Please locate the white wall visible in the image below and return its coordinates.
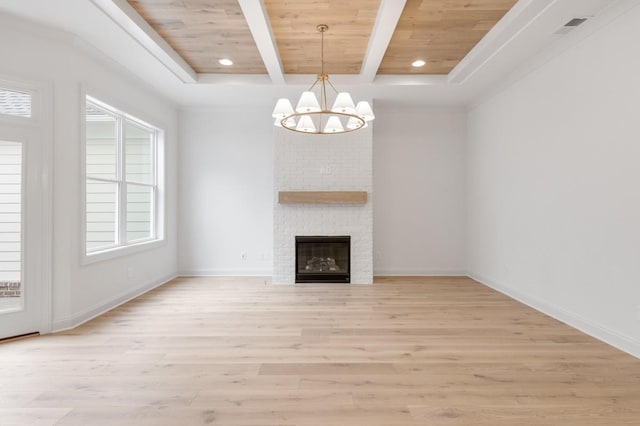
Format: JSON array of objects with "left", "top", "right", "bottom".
[
  {"left": 373, "top": 105, "right": 467, "bottom": 275},
  {"left": 0, "top": 15, "right": 178, "bottom": 330},
  {"left": 467, "top": 5, "right": 640, "bottom": 356},
  {"left": 178, "top": 107, "right": 274, "bottom": 276},
  {"left": 179, "top": 105, "right": 467, "bottom": 278}
]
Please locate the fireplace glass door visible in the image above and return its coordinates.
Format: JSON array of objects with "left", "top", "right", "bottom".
[{"left": 295, "top": 236, "right": 350, "bottom": 283}]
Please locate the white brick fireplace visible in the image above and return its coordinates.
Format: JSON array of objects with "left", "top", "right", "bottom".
[{"left": 273, "top": 126, "right": 373, "bottom": 284}]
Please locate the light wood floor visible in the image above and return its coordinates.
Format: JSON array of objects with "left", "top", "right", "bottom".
[{"left": 1, "top": 276, "right": 639, "bottom": 425}]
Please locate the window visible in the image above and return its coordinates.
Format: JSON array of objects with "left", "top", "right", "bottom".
[
  {"left": 0, "top": 87, "right": 32, "bottom": 118},
  {"left": 85, "top": 96, "right": 162, "bottom": 256}
]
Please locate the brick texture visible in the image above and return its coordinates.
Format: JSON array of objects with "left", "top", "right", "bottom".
[
  {"left": 0, "top": 281, "right": 21, "bottom": 297},
  {"left": 273, "top": 127, "right": 373, "bottom": 284}
]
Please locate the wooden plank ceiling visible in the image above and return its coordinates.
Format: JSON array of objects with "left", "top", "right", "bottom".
[
  {"left": 127, "top": 0, "right": 266, "bottom": 74},
  {"left": 263, "top": 0, "right": 380, "bottom": 75},
  {"left": 378, "top": 0, "right": 519, "bottom": 74},
  {"left": 127, "top": 0, "right": 518, "bottom": 76}
]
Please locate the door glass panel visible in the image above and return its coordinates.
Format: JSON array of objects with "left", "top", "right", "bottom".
[
  {"left": 0, "top": 141, "right": 22, "bottom": 313},
  {"left": 126, "top": 184, "right": 152, "bottom": 242},
  {"left": 86, "top": 180, "right": 118, "bottom": 251},
  {"left": 0, "top": 88, "right": 32, "bottom": 118}
]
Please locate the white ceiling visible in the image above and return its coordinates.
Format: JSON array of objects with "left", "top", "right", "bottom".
[{"left": 0, "top": 0, "right": 632, "bottom": 108}]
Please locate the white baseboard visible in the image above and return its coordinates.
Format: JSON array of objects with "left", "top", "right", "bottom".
[
  {"left": 269, "top": 281, "right": 373, "bottom": 285},
  {"left": 178, "top": 268, "right": 272, "bottom": 277},
  {"left": 374, "top": 268, "right": 467, "bottom": 276},
  {"left": 51, "top": 273, "right": 177, "bottom": 332},
  {"left": 181, "top": 268, "right": 467, "bottom": 277},
  {"left": 469, "top": 272, "right": 640, "bottom": 360}
]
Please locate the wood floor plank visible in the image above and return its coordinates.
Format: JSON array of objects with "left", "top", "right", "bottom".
[
  {"left": 0, "top": 276, "right": 639, "bottom": 425},
  {"left": 408, "top": 404, "right": 640, "bottom": 425},
  {"left": 189, "top": 389, "right": 355, "bottom": 410},
  {"left": 258, "top": 362, "right": 397, "bottom": 375},
  {"left": 0, "top": 408, "right": 72, "bottom": 426}
]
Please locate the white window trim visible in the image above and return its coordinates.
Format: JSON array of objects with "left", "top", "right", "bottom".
[{"left": 81, "top": 93, "right": 166, "bottom": 265}]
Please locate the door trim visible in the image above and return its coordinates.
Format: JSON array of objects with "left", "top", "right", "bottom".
[
  {"left": 0, "top": 74, "right": 53, "bottom": 335},
  {"left": 39, "top": 80, "right": 53, "bottom": 335}
]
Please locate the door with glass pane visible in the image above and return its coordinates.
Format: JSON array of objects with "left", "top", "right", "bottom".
[{"left": 0, "top": 124, "right": 43, "bottom": 339}]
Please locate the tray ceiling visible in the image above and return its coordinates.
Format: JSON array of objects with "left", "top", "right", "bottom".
[
  {"left": 378, "top": 0, "right": 519, "bottom": 74},
  {"left": 126, "top": 0, "right": 518, "bottom": 77},
  {"left": 128, "top": 0, "right": 266, "bottom": 74}
]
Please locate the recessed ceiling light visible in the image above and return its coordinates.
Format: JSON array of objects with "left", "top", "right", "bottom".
[
  {"left": 219, "top": 58, "right": 233, "bottom": 66},
  {"left": 412, "top": 60, "right": 426, "bottom": 67}
]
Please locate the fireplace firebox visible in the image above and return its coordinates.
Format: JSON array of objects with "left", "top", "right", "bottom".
[{"left": 295, "top": 236, "right": 350, "bottom": 283}]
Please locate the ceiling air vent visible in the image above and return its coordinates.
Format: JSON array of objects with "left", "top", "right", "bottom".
[
  {"left": 565, "top": 18, "right": 588, "bottom": 27},
  {"left": 554, "top": 17, "right": 588, "bottom": 35}
]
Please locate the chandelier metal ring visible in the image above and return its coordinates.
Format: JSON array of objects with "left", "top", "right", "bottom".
[
  {"left": 272, "top": 24, "right": 375, "bottom": 135},
  {"left": 280, "top": 111, "right": 366, "bottom": 134}
]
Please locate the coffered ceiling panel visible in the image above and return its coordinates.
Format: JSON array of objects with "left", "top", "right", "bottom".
[
  {"left": 378, "top": 0, "right": 518, "bottom": 75},
  {"left": 263, "top": 0, "right": 380, "bottom": 75},
  {"left": 127, "top": 0, "right": 266, "bottom": 74}
]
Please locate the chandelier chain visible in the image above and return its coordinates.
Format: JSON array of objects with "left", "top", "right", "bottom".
[{"left": 321, "top": 24, "right": 324, "bottom": 77}]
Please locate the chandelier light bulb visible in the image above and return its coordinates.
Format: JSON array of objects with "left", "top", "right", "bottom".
[
  {"left": 272, "top": 98, "right": 294, "bottom": 118},
  {"left": 283, "top": 117, "right": 296, "bottom": 127},
  {"left": 295, "top": 92, "right": 321, "bottom": 113},
  {"left": 274, "top": 116, "right": 297, "bottom": 128},
  {"left": 324, "top": 116, "right": 344, "bottom": 133},
  {"left": 296, "top": 115, "right": 316, "bottom": 133},
  {"left": 355, "top": 101, "right": 375, "bottom": 121},
  {"left": 331, "top": 92, "right": 356, "bottom": 114},
  {"left": 347, "top": 116, "right": 366, "bottom": 130}
]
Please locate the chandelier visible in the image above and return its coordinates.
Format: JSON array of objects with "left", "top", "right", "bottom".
[{"left": 272, "top": 24, "right": 375, "bottom": 134}]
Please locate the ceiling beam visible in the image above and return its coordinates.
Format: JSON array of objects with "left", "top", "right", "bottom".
[
  {"left": 359, "top": 0, "right": 407, "bottom": 84},
  {"left": 90, "top": 0, "right": 197, "bottom": 83},
  {"left": 448, "top": 0, "right": 617, "bottom": 85},
  {"left": 198, "top": 74, "right": 273, "bottom": 85},
  {"left": 237, "top": 0, "right": 285, "bottom": 85},
  {"left": 448, "top": 0, "right": 555, "bottom": 85}
]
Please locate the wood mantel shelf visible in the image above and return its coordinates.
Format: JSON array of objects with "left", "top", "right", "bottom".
[{"left": 278, "top": 191, "right": 367, "bottom": 204}]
